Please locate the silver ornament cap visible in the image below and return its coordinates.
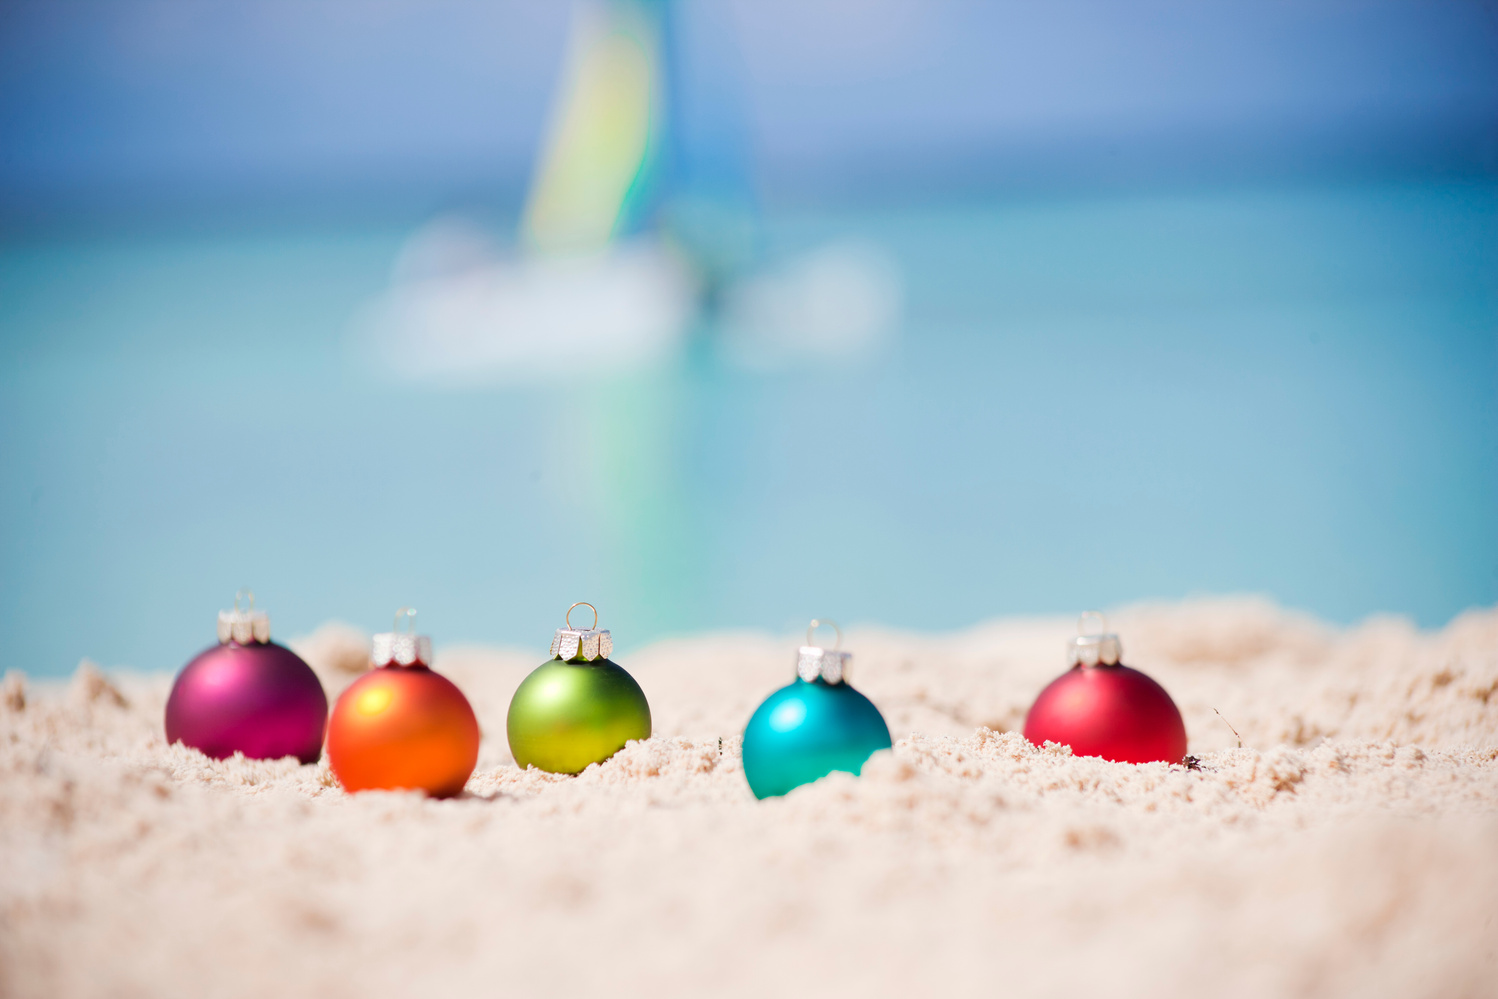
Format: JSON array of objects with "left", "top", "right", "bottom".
[
  {"left": 796, "top": 618, "right": 851, "bottom": 685},
  {"left": 217, "top": 590, "right": 270, "bottom": 645},
  {"left": 371, "top": 607, "right": 432, "bottom": 668},
  {"left": 1069, "top": 610, "right": 1122, "bottom": 667},
  {"left": 550, "top": 602, "right": 613, "bottom": 662}
]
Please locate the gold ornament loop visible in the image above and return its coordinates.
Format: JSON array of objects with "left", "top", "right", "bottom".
[
  {"left": 551, "top": 602, "right": 611, "bottom": 662},
  {"left": 566, "top": 601, "right": 599, "bottom": 631}
]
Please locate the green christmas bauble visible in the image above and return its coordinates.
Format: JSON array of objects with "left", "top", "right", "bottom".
[
  {"left": 507, "top": 649, "right": 651, "bottom": 774},
  {"left": 508, "top": 603, "right": 651, "bottom": 774},
  {"left": 742, "top": 622, "right": 891, "bottom": 799}
]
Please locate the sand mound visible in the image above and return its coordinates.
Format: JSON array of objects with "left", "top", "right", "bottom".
[{"left": 2, "top": 599, "right": 1496, "bottom": 998}]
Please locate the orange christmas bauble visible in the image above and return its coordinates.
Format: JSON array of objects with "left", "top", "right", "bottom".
[{"left": 327, "top": 612, "right": 480, "bottom": 798}]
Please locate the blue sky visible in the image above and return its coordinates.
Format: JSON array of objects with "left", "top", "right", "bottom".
[{"left": 2, "top": 0, "right": 1494, "bottom": 222}]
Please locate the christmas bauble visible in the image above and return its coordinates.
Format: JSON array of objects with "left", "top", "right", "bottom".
[
  {"left": 1022, "top": 613, "right": 1187, "bottom": 765},
  {"left": 327, "top": 610, "right": 479, "bottom": 797},
  {"left": 741, "top": 621, "right": 892, "bottom": 799},
  {"left": 165, "top": 594, "right": 327, "bottom": 764},
  {"left": 506, "top": 602, "right": 651, "bottom": 774}
]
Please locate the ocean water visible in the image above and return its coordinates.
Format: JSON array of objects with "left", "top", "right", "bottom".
[{"left": 1, "top": 179, "right": 1494, "bottom": 677}]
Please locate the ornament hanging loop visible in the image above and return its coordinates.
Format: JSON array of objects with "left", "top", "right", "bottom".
[
  {"left": 1069, "top": 609, "right": 1122, "bottom": 668},
  {"left": 551, "top": 602, "right": 612, "bottom": 662},
  {"left": 219, "top": 588, "right": 270, "bottom": 645},
  {"left": 806, "top": 618, "right": 843, "bottom": 650},
  {"left": 372, "top": 607, "right": 431, "bottom": 668},
  {"left": 798, "top": 617, "right": 851, "bottom": 685},
  {"left": 566, "top": 602, "right": 599, "bottom": 632}
]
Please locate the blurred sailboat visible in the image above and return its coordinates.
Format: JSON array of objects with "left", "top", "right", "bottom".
[
  {"left": 522, "top": 0, "right": 668, "bottom": 256},
  {"left": 355, "top": 0, "right": 899, "bottom": 384},
  {"left": 356, "top": 0, "right": 689, "bottom": 383}
]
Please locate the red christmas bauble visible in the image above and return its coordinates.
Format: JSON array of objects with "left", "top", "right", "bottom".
[
  {"left": 1023, "top": 663, "right": 1187, "bottom": 764},
  {"left": 1023, "top": 613, "right": 1187, "bottom": 765}
]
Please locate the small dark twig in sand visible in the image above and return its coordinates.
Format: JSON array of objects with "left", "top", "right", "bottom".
[
  {"left": 1213, "top": 707, "right": 1243, "bottom": 749},
  {"left": 1183, "top": 755, "right": 1202, "bottom": 771}
]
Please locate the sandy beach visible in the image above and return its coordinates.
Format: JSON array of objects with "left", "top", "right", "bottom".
[{"left": 3, "top": 598, "right": 1496, "bottom": 998}]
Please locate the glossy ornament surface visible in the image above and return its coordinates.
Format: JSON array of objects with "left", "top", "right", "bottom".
[
  {"left": 741, "top": 620, "right": 892, "bottom": 799},
  {"left": 327, "top": 610, "right": 480, "bottom": 797},
  {"left": 506, "top": 602, "right": 651, "bottom": 774},
  {"left": 165, "top": 593, "right": 327, "bottom": 764},
  {"left": 1022, "top": 612, "right": 1187, "bottom": 765}
]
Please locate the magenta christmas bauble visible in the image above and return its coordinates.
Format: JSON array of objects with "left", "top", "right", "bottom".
[{"left": 165, "top": 594, "right": 328, "bottom": 764}]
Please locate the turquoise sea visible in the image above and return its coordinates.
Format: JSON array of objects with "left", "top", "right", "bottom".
[{"left": 2, "top": 179, "right": 1494, "bottom": 676}]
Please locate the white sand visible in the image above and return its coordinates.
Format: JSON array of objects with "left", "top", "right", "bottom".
[{"left": 2, "top": 598, "right": 1496, "bottom": 998}]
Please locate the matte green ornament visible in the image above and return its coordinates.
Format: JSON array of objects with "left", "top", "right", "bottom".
[
  {"left": 507, "top": 602, "right": 651, "bottom": 774},
  {"left": 742, "top": 620, "right": 892, "bottom": 800}
]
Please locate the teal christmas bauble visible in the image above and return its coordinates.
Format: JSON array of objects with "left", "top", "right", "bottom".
[{"left": 742, "top": 622, "right": 892, "bottom": 799}]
